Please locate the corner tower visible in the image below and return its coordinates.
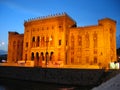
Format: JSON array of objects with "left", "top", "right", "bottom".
[
  {"left": 98, "top": 18, "right": 117, "bottom": 65},
  {"left": 7, "top": 32, "right": 24, "bottom": 63}
]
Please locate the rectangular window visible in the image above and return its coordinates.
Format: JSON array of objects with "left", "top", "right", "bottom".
[{"left": 59, "top": 40, "right": 61, "bottom": 46}]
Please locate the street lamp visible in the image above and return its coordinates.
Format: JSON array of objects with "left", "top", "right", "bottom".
[{"left": 45, "top": 37, "right": 52, "bottom": 67}]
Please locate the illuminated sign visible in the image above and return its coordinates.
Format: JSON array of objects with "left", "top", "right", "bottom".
[{"left": 110, "top": 62, "right": 119, "bottom": 69}]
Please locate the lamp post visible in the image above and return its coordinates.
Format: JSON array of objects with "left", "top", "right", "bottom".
[{"left": 45, "top": 37, "right": 52, "bottom": 67}]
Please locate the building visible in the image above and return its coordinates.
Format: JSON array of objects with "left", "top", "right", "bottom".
[
  {"left": 7, "top": 32, "right": 23, "bottom": 62},
  {"left": 7, "top": 13, "right": 117, "bottom": 68}
]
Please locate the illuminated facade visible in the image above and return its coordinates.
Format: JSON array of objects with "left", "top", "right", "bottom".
[
  {"left": 8, "top": 32, "right": 23, "bottom": 62},
  {"left": 7, "top": 13, "right": 117, "bottom": 68}
]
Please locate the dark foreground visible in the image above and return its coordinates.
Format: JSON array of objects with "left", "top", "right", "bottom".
[
  {"left": 0, "top": 66, "right": 120, "bottom": 90},
  {"left": 0, "top": 66, "right": 105, "bottom": 86},
  {"left": 0, "top": 78, "right": 93, "bottom": 90}
]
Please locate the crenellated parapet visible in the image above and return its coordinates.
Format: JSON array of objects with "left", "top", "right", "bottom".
[{"left": 24, "top": 12, "right": 66, "bottom": 23}]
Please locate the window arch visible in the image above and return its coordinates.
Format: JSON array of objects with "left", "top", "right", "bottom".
[
  {"left": 36, "top": 36, "right": 40, "bottom": 47},
  {"left": 32, "top": 36, "right": 35, "bottom": 47},
  {"left": 40, "top": 52, "right": 44, "bottom": 61},
  {"left": 36, "top": 52, "right": 39, "bottom": 61},
  {"left": 50, "top": 52, "right": 54, "bottom": 61},
  {"left": 32, "top": 36, "right": 35, "bottom": 42},
  {"left": 45, "top": 52, "right": 49, "bottom": 62},
  {"left": 31, "top": 52, "right": 34, "bottom": 60}
]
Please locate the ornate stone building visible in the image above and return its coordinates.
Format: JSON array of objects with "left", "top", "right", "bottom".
[
  {"left": 7, "top": 13, "right": 117, "bottom": 68},
  {"left": 8, "top": 32, "right": 23, "bottom": 62}
]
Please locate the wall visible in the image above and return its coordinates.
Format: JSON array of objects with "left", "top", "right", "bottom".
[{"left": 0, "top": 66, "right": 105, "bottom": 86}]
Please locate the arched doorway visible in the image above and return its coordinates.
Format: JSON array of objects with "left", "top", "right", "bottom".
[
  {"left": 50, "top": 52, "right": 54, "bottom": 61},
  {"left": 36, "top": 52, "right": 39, "bottom": 66},
  {"left": 39, "top": 52, "right": 44, "bottom": 66},
  {"left": 45, "top": 52, "right": 49, "bottom": 66}
]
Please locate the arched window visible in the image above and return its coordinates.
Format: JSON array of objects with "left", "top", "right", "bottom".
[
  {"left": 71, "top": 34, "right": 74, "bottom": 50},
  {"left": 50, "top": 35, "right": 53, "bottom": 46},
  {"left": 45, "top": 52, "right": 49, "bottom": 63},
  {"left": 36, "top": 52, "right": 39, "bottom": 60},
  {"left": 36, "top": 36, "right": 40, "bottom": 47},
  {"left": 31, "top": 52, "right": 34, "bottom": 60},
  {"left": 46, "top": 36, "right": 49, "bottom": 46},
  {"left": 40, "top": 52, "right": 44, "bottom": 61},
  {"left": 32, "top": 37, "right": 35, "bottom": 42},
  {"left": 85, "top": 33, "right": 89, "bottom": 48},
  {"left": 50, "top": 52, "right": 54, "bottom": 61},
  {"left": 78, "top": 35, "right": 82, "bottom": 46},
  {"left": 32, "top": 36, "right": 35, "bottom": 47},
  {"left": 41, "top": 36, "right": 45, "bottom": 46}
]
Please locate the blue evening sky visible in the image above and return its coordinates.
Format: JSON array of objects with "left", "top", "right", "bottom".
[{"left": 0, "top": 0, "right": 120, "bottom": 51}]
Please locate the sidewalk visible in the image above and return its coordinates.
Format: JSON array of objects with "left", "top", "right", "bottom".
[{"left": 0, "top": 62, "right": 100, "bottom": 69}]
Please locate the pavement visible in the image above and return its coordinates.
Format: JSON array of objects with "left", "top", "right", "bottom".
[
  {"left": 92, "top": 71, "right": 120, "bottom": 90},
  {"left": 0, "top": 62, "right": 100, "bottom": 69}
]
